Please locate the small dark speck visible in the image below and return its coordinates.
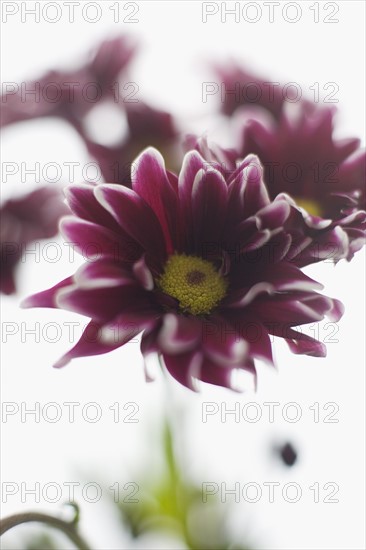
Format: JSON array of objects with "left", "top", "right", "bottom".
[{"left": 278, "top": 442, "right": 298, "bottom": 467}]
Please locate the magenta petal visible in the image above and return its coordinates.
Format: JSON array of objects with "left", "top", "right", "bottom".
[
  {"left": 263, "top": 264, "right": 324, "bottom": 292},
  {"left": 54, "top": 320, "right": 124, "bottom": 368},
  {"left": 239, "top": 156, "right": 269, "bottom": 211},
  {"left": 133, "top": 255, "right": 154, "bottom": 290},
  {"left": 1, "top": 271, "right": 17, "bottom": 295},
  {"left": 91, "top": 36, "right": 137, "bottom": 86},
  {"left": 99, "top": 310, "right": 158, "bottom": 345},
  {"left": 178, "top": 150, "right": 207, "bottom": 242},
  {"left": 251, "top": 292, "right": 343, "bottom": 327},
  {"left": 56, "top": 282, "right": 147, "bottom": 321},
  {"left": 178, "top": 150, "right": 207, "bottom": 206},
  {"left": 157, "top": 313, "right": 201, "bottom": 354},
  {"left": 64, "top": 184, "right": 121, "bottom": 232},
  {"left": 303, "top": 294, "right": 344, "bottom": 322},
  {"left": 140, "top": 322, "right": 162, "bottom": 357},
  {"left": 284, "top": 329, "right": 326, "bottom": 357},
  {"left": 344, "top": 228, "right": 366, "bottom": 260},
  {"left": 191, "top": 168, "right": 228, "bottom": 248},
  {"left": 73, "top": 260, "right": 134, "bottom": 288},
  {"left": 200, "top": 357, "right": 234, "bottom": 388},
  {"left": 247, "top": 323, "right": 273, "bottom": 364},
  {"left": 257, "top": 299, "right": 321, "bottom": 326},
  {"left": 187, "top": 135, "right": 238, "bottom": 176},
  {"left": 163, "top": 350, "right": 203, "bottom": 390},
  {"left": 226, "top": 282, "right": 274, "bottom": 308},
  {"left": 200, "top": 355, "right": 257, "bottom": 391},
  {"left": 218, "top": 308, "right": 274, "bottom": 365},
  {"left": 21, "top": 277, "right": 73, "bottom": 309},
  {"left": 94, "top": 184, "right": 167, "bottom": 264},
  {"left": 256, "top": 200, "right": 291, "bottom": 229},
  {"left": 266, "top": 231, "right": 293, "bottom": 264},
  {"left": 239, "top": 229, "right": 272, "bottom": 253},
  {"left": 293, "top": 225, "right": 349, "bottom": 266},
  {"left": 229, "top": 315, "right": 273, "bottom": 365},
  {"left": 60, "top": 216, "right": 142, "bottom": 263},
  {"left": 229, "top": 264, "right": 323, "bottom": 308},
  {"left": 201, "top": 316, "right": 249, "bottom": 367},
  {"left": 132, "top": 147, "right": 178, "bottom": 254},
  {"left": 228, "top": 155, "right": 270, "bottom": 219}
]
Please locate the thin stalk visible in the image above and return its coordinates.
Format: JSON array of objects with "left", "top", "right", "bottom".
[{"left": 0, "top": 509, "right": 91, "bottom": 550}]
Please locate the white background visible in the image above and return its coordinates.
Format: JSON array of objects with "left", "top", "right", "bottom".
[{"left": 1, "top": 1, "right": 365, "bottom": 549}]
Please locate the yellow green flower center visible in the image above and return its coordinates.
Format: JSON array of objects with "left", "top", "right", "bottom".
[
  {"left": 294, "top": 197, "right": 323, "bottom": 217},
  {"left": 158, "top": 254, "right": 228, "bottom": 315}
]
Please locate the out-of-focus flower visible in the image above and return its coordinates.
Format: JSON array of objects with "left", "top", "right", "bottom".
[
  {"left": 1, "top": 36, "right": 182, "bottom": 188},
  {"left": 23, "top": 147, "right": 343, "bottom": 390},
  {"left": 1, "top": 187, "right": 68, "bottom": 295},
  {"left": 237, "top": 104, "right": 366, "bottom": 264},
  {"left": 86, "top": 102, "right": 180, "bottom": 186},
  {"left": 214, "top": 62, "right": 285, "bottom": 120},
  {"left": 0, "top": 36, "right": 136, "bottom": 129},
  {"left": 240, "top": 105, "right": 366, "bottom": 215},
  {"left": 189, "top": 101, "right": 366, "bottom": 267}
]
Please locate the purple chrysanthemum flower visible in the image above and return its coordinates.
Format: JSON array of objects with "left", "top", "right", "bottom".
[
  {"left": 23, "top": 149, "right": 343, "bottom": 390},
  {"left": 189, "top": 102, "right": 366, "bottom": 267},
  {"left": 237, "top": 104, "right": 366, "bottom": 264},
  {"left": 1, "top": 187, "right": 68, "bottom": 294}
]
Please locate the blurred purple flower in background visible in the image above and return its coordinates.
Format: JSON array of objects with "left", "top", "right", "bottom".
[
  {"left": 0, "top": 187, "right": 68, "bottom": 294},
  {"left": 1, "top": 36, "right": 182, "bottom": 187},
  {"left": 85, "top": 102, "right": 179, "bottom": 186},
  {"left": 239, "top": 104, "right": 365, "bottom": 208},
  {"left": 23, "top": 148, "right": 343, "bottom": 390},
  {"left": 190, "top": 102, "right": 366, "bottom": 267},
  {"left": 214, "top": 62, "right": 286, "bottom": 120},
  {"left": 0, "top": 36, "right": 137, "bottom": 130},
  {"left": 238, "top": 103, "right": 366, "bottom": 264}
]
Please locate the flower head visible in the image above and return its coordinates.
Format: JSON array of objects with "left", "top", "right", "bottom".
[
  {"left": 237, "top": 104, "right": 366, "bottom": 264},
  {"left": 23, "top": 148, "right": 343, "bottom": 390},
  {"left": 240, "top": 105, "right": 365, "bottom": 213},
  {"left": 189, "top": 100, "right": 366, "bottom": 267}
]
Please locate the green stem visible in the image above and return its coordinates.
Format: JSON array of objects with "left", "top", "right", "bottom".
[
  {"left": 0, "top": 510, "right": 92, "bottom": 550},
  {"left": 158, "top": 354, "right": 198, "bottom": 550}
]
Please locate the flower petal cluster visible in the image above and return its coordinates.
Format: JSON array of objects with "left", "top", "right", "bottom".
[
  {"left": 237, "top": 104, "right": 366, "bottom": 264},
  {"left": 189, "top": 101, "right": 366, "bottom": 267},
  {"left": 23, "top": 148, "right": 343, "bottom": 390}
]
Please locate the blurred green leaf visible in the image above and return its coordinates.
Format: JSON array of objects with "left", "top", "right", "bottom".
[
  {"left": 25, "top": 533, "right": 59, "bottom": 550},
  {"left": 116, "top": 417, "right": 252, "bottom": 550}
]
